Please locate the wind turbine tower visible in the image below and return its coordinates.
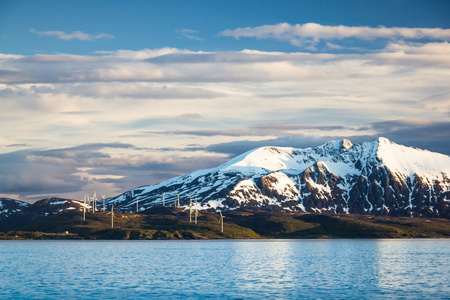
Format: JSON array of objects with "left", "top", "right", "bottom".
[
  {"left": 101, "top": 194, "right": 106, "bottom": 212},
  {"left": 163, "top": 194, "right": 165, "bottom": 207},
  {"left": 219, "top": 211, "right": 224, "bottom": 233},
  {"left": 94, "top": 191, "right": 97, "bottom": 213},
  {"left": 83, "top": 194, "right": 87, "bottom": 221},
  {"left": 106, "top": 204, "right": 116, "bottom": 228},
  {"left": 90, "top": 192, "right": 98, "bottom": 213},
  {"left": 90, "top": 193, "right": 94, "bottom": 213},
  {"left": 189, "top": 198, "right": 192, "bottom": 223},
  {"left": 195, "top": 198, "right": 198, "bottom": 224}
]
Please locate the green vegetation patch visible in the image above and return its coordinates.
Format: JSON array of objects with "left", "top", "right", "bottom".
[{"left": 3, "top": 208, "right": 449, "bottom": 240}]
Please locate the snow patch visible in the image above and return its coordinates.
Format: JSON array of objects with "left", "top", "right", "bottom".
[{"left": 50, "top": 201, "right": 67, "bottom": 205}]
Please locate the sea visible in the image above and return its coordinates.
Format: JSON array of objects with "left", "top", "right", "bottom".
[{"left": 0, "top": 239, "right": 449, "bottom": 299}]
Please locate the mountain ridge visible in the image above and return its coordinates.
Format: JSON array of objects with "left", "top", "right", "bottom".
[
  {"left": 105, "top": 137, "right": 449, "bottom": 218},
  {"left": 0, "top": 197, "right": 90, "bottom": 231},
  {"left": 0, "top": 198, "right": 30, "bottom": 221}
]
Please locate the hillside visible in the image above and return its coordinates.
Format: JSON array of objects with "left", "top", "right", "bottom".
[
  {"left": 1, "top": 209, "right": 449, "bottom": 240},
  {"left": 0, "top": 198, "right": 30, "bottom": 221},
  {"left": 0, "top": 197, "right": 89, "bottom": 231}
]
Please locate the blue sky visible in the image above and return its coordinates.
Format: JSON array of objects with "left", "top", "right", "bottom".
[
  {"left": 0, "top": 0, "right": 449, "bottom": 201},
  {"left": 2, "top": 0, "right": 449, "bottom": 54}
]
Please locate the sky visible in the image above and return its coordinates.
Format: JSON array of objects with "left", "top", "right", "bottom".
[{"left": 0, "top": 0, "right": 449, "bottom": 202}]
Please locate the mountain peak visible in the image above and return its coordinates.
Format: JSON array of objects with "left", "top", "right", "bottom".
[
  {"left": 313, "top": 139, "right": 353, "bottom": 159},
  {"left": 376, "top": 136, "right": 392, "bottom": 147},
  {"left": 341, "top": 139, "right": 353, "bottom": 150}
]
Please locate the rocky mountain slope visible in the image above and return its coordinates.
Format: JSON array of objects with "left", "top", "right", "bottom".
[
  {"left": 0, "top": 198, "right": 30, "bottom": 221},
  {"left": 107, "top": 138, "right": 450, "bottom": 218}
]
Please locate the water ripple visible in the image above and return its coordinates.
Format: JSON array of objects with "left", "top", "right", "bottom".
[{"left": 0, "top": 239, "right": 449, "bottom": 299}]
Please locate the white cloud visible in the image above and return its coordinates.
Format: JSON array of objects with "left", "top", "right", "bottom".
[
  {"left": 2, "top": 43, "right": 449, "bottom": 85},
  {"left": 0, "top": 49, "right": 345, "bottom": 84},
  {"left": 219, "top": 23, "right": 450, "bottom": 47},
  {"left": 62, "top": 82, "right": 225, "bottom": 100},
  {"left": 96, "top": 47, "right": 202, "bottom": 60},
  {"left": 179, "top": 29, "right": 203, "bottom": 41},
  {"left": 30, "top": 28, "right": 114, "bottom": 41},
  {"left": 385, "top": 41, "right": 450, "bottom": 54}
]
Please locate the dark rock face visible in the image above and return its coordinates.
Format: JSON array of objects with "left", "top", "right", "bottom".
[
  {"left": 271, "top": 169, "right": 442, "bottom": 218},
  {"left": 287, "top": 162, "right": 449, "bottom": 218}
]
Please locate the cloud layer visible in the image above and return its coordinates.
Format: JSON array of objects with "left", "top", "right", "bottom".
[
  {"left": 220, "top": 23, "right": 450, "bottom": 48},
  {"left": 30, "top": 29, "right": 114, "bottom": 41},
  {"left": 1, "top": 23, "right": 449, "bottom": 202}
]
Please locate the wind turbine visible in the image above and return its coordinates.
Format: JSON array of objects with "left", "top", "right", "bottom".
[
  {"left": 177, "top": 194, "right": 180, "bottom": 207},
  {"left": 90, "top": 192, "right": 98, "bottom": 213},
  {"left": 83, "top": 194, "right": 87, "bottom": 221},
  {"left": 94, "top": 192, "right": 98, "bottom": 212},
  {"left": 88, "top": 193, "right": 93, "bottom": 213},
  {"left": 80, "top": 194, "right": 86, "bottom": 225},
  {"left": 195, "top": 208, "right": 198, "bottom": 224},
  {"left": 101, "top": 194, "right": 106, "bottom": 212},
  {"left": 194, "top": 198, "right": 198, "bottom": 224},
  {"left": 163, "top": 193, "right": 165, "bottom": 207},
  {"left": 136, "top": 199, "right": 139, "bottom": 213},
  {"left": 86, "top": 193, "right": 90, "bottom": 212},
  {"left": 218, "top": 211, "right": 224, "bottom": 233},
  {"left": 106, "top": 204, "right": 116, "bottom": 228},
  {"left": 189, "top": 198, "right": 192, "bottom": 223}
]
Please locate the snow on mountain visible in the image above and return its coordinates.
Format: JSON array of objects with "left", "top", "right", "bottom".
[
  {"left": 376, "top": 137, "right": 449, "bottom": 179},
  {"left": 220, "top": 139, "right": 353, "bottom": 174},
  {"left": 107, "top": 138, "right": 450, "bottom": 218},
  {"left": 0, "top": 197, "right": 95, "bottom": 231},
  {"left": 0, "top": 198, "right": 30, "bottom": 220}
]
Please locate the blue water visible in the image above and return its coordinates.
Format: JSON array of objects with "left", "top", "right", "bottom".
[{"left": 0, "top": 239, "right": 449, "bottom": 299}]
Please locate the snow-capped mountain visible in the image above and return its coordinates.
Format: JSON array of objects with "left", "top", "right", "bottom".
[{"left": 107, "top": 138, "right": 450, "bottom": 218}]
